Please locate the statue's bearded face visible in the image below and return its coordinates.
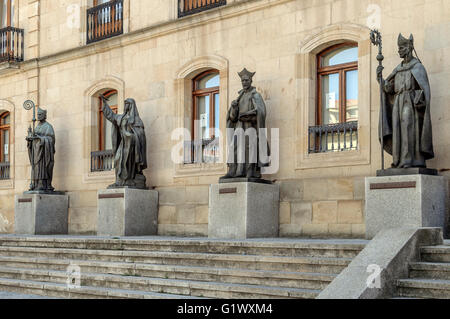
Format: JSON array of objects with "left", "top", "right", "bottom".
[
  {"left": 241, "top": 76, "right": 252, "bottom": 90},
  {"left": 398, "top": 44, "right": 412, "bottom": 59}
]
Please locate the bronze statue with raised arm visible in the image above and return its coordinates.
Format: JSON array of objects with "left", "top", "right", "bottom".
[{"left": 100, "top": 95, "right": 148, "bottom": 189}]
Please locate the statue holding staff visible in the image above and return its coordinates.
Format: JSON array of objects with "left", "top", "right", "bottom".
[
  {"left": 375, "top": 33, "right": 434, "bottom": 169},
  {"left": 100, "top": 95, "right": 148, "bottom": 189},
  {"left": 26, "top": 107, "right": 56, "bottom": 192}
]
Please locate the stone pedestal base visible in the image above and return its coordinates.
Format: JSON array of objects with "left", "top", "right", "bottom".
[
  {"left": 97, "top": 188, "right": 158, "bottom": 237},
  {"left": 365, "top": 175, "right": 449, "bottom": 239},
  {"left": 208, "top": 182, "right": 280, "bottom": 239},
  {"left": 15, "top": 194, "right": 68, "bottom": 235}
]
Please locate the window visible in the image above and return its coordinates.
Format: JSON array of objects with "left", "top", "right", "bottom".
[
  {"left": 90, "top": 90, "right": 117, "bottom": 172},
  {"left": 186, "top": 70, "right": 220, "bottom": 164},
  {"left": 0, "top": 0, "right": 14, "bottom": 28},
  {"left": 0, "top": 111, "right": 10, "bottom": 179},
  {"left": 178, "top": 0, "right": 227, "bottom": 18},
  {"left": 87, "top": 0, "right": 123, "bottom": 44},
  {"left": 309, "top": 43, "right": 359, "bottom": 153},
  {"left": 98, "top": 89, "right": 118, "bottom": 151}
]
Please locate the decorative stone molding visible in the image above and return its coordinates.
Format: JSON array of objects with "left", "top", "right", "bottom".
[
  {"left": 295, "top": 23, "right": 372, "bottom": 170},
  {"left": 83, "top": 76, "right": 125, "bottom": 183},
  {"left": 174, "top": 55, "right": 229, "bottom": 177},
  {"left": 0, "top": 100, "right": 15, "bottom": 190}
]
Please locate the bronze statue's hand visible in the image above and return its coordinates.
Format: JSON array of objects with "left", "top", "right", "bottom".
[
  {"left": 231, "top": 100, "right": 239, "bottom": 108},
  {"left": 376, "top": 66, "right": 384, "bottom": 83}
]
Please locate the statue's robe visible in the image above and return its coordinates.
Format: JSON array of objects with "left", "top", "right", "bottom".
[
  {"left": 102, "top": 101, "right": 147, "bottom": 188},
  {"left": 226, "top": 87, "right": 270, "bottom": 178},
  {"left": 379, "top": 58, "right": 434, "bottom": 168},
  {"left": 27, "top": 121, "right": 55, "bottom": 190}
]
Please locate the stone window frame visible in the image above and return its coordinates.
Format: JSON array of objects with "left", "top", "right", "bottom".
[
  {"left": 174, "top": 55, "right": 228, "bottom": 177},
  {"left": 295, "top": 24, "right": 372, "bottom": 170},
  {"left": 83, "top": 76, "right": 124, "bottom": 183},
  {"left": 0, "top": 100, "right": 14, "bottom": 189}
]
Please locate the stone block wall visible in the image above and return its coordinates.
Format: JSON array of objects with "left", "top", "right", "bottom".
[{"left": 278, "top": 177, "right": 365, "bottom": 238}]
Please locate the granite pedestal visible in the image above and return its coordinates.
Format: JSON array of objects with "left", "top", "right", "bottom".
[
  {"left": 15, "top": 193, "right": 68, "bottom": 235},
  {"left": 365, "top": 174, "right": 449, "bottom": 239},
  {"left": 208, "top": 182, "right": 280, "bottom": 239},
  {"left": 97, "top": 188, "right": 158, "bottom": 237}
]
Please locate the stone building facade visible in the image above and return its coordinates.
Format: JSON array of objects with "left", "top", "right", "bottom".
[{"left": 0, "top": 0, "right": 449, "bottom": 237}]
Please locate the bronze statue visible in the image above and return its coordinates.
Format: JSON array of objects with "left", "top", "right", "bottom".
[
  {"left": 377, "top": 34, "right": 434, "bottom": 169},
  {"left": 221, "top": 68, "right": 270, "bottom": 181},
  {"left": 100, "top": 96, "right": 148, "bottom": 189},
  {"left": 26, "top": 107, "right": 56, "bottom": 192}
]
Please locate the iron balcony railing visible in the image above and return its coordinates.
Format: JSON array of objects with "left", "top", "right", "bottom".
[
  {"left": 0, "top": 162, "right": 10, "bottom": 180},
  {"left": 184, "top": 138, "right": 220, "bottom": 164},
  {"left": 308, "top": 121, "right": 358, "bottom": 154},
  {"left": 91, "top": 150, "right": 114, "bottom": 172},
  {"left": 0, "top": 27, "right": 24, "bottom": 63},
  {"left": 178, "top": 0, "right": 227, "bottom": 18},
  {"left": 87, "top": 0, "right": 123, "bottom": 44}
]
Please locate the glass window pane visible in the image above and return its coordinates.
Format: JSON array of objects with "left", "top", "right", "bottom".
[
  {"left": 321, "top": 73, "right": 340, "bottom": 125},
  {"left": 196, "top": 95, "right": 210, "bottom": 140},
  {"left": 0, "top": 0, "right": 6, "bottom": 28},
  {"left": 3, "top": 129, "right": 8, "bottom": 162},
  {"left": 198, "top": 73, "right": 219, "bottom": 89},
  {"left": 105, "top": 92, "right": 118, "bottom": 106},
  {"left": 10, "top": 0, "right": 13, "bottom": 27},
  {"left": 346, "top": 70, "right": 358, "bottom": 121},
  {"left": 3, "top": 113, "right": 10, "bottom": 125},
  {"left": 103, "top": 118, "right": 113, "bottom": 150},
  {"left": 323, "top": 46, "right": 358, "bottom": 67},
  {"left": 214, "top": 94, "right": 219, "bottom": 138}
]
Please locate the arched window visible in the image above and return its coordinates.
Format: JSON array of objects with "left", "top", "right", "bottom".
[
  {"left": 0, "top": 111, "right": 10, "bottom": 179},
  {"left": 98, "top": 89, "right": 118, "bottom": 151},
  {"left": 187, "top": 69, "right": 220, "bottom": 163},
  {"left": 310, "top": 43, "right": 358, "bottom": 153}
]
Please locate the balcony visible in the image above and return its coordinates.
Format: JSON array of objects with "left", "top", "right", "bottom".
[
  {"left": 0, "top": 162, "right": 10, "bottom": 180},
  {"left": 308, "top": 121, "right": 358, "bottom": 154},
  {"left": 0, "top": 27, "right": 24, "bottom": 63},
  {"left": 184, "top": 138, "right": 220, "bottom": 164},
  {"left": 87, "top": 0, "right": 123, "bottom": 44},
  {"left": 91, "top": 150, "right": 114, "bottom": 172},
  {"left": 178, "top": 0, "right": 227, "bottom": 18}
]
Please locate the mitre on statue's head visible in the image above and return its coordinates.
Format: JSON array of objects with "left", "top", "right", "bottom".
[
  {"left": 398, "top": 33, "right": 414, "bottom": 48},
  {"left": 238, "top": 68, "right": 256, "bottom": 80}
]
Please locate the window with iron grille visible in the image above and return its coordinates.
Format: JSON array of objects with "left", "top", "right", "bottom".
[
  {"left": 309, "top": 43, "right": 359, "bottom": 153},
  {"left": 178, "top": 0, "right": 227, "bottom": 18},
  {"left": 87, "top": 0, "right": 123, "bottom": 44},
  {"left": 185, "top": 70, "right": 220, "bottom": 164},
  {"left": 0, "top": 111, "right": 10, "bottom": 180}
]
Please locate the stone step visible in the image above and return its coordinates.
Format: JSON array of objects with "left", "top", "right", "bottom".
[
  {"left": 420, "top": 246, "right": 450, "bottom": 263},
  {"left": 0, "top": 236, "right": 365, "bottom": 258},
  {"left": 409, "top": 262, "right": 450, "bottom": 280},
  {"left": 0, "top": 267, "right": 320, "bottom": 299},
  {"left": 396, "top": 278, "right": 450, "bottom": 299},
  {"left": 0, "top": 256, "right": 335, "bottom": 290},
  {"left": 0, "top": 246, "right": 351, "bottom": 273},
  {"left": 0, "top": 277, "right": 204, "bottom": 299}
]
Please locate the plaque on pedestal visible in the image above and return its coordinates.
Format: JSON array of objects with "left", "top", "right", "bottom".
[
  {"left": 97, "top": 188, "right": 158, "bottom": 237},
  {"left": 208, "top": 182, "right": 279, "bottom": 239},
  {"left": 15, "top": 193, "right": 68, "bottom": 235},
  {"left": 365, "top": 174, "right": 449, "bottom": 239}
]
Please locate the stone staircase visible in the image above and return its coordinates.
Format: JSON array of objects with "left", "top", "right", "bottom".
[
  {"left": 0, "top": 236, "right": 366, "bottom": 299},
  {"left": 396, "top": 241, "right": 450, "bottom": 299}
]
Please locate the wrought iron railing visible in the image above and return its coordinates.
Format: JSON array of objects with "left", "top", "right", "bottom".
[
  {"left": 87, "top": 0, "right": 123, "bottom": 44},
  {"left": 178, "top": 0, "right": 227, "bottom": 18},
  {"left": 91, "top": 150, "right": 114, "bottom": 172},
  {"left": 308, "top": 121, "right": 358, "bottom": 154},
  {"left": 184, "top": 138, "right": 220, "bottom": 164},
  {"left": 0, "top": 27, "right": 24, "bottom": 63},
  {"left": 0, "top": 162, "right": 10, "bottom": 180}
]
